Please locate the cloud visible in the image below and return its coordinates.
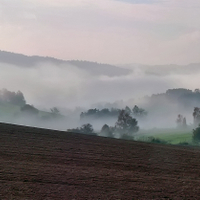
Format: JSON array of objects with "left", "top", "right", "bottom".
[
  {"left": 114, "top": 0, "right": 161, "bottom": 5},
  {"left": 0, "top": 0, "right": 200, "bottom": 64},
  {"left": 1, "top": 61, "right": 199, "bottom": 110}
]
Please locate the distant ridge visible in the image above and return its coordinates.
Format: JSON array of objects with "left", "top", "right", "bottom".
[
  {"left": 120, "top": 62, "right": 200, "bottom": 76},
  {"left": 0, "top": 50, "right": 132, "bottom": 77}
]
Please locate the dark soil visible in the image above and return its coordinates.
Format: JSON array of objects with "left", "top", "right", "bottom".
[{"left": 0, "top": 123, "right": 200, "bottom": 199}]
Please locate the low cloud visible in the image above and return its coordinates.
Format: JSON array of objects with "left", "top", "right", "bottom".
[{"left": 0, "top": 61, "right": 199, "bottom": 111}]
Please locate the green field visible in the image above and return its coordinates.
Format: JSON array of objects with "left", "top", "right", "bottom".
[{"left": 136, "top": 128, "right": 193, "bottom": 145}]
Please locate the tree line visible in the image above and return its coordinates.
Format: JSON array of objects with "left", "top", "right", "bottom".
[
  {"left": 80, "top": 105, "right": 147, "bottom": 121},
  {"left": 69, "top": 106, "right": 146, "bottom": 139}
]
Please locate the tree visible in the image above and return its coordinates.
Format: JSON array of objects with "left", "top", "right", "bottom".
[
  {"left": 193, "top": 124, "right": 200, "bottom": 142},
  {"left": 0, "top": 89, "right": 26, "bottom": 106},
  {"left": 100, "top": 124, "right": 113, "bottom": 138},
  {"left": 115, "top": 110, "right": 139, "bottom": 137},
  {"left": 194, "top": 89, "right": 200, "bottom": 93},
  {"left": 132, "top": 105, "right": 147, "bottom": 118},
  {"left": 80, "top": 108, "right": 120, "bottom": 120},
  {"left": 125, "top": 106, "right": 131, "bottom": 115},
  {"left": 183, "top": 117, "right": 187, "bottom": 128},
  {"left": 193, "top": 107, "right": 200, "bottom": 127},
  {"left": 68, "top": 123, "right": 96, "bottom": 135},
  {"left": 50, "top": 107, "right": 60, "bottom": 115},
  {"left": 176, "top": 114, "right": 183, "bottom": 126},
  {"left": 80, "top": 123, "right": 94, "bottom": 134},
  {"left": 176, "top": 114, "right": 187, "bottom": 129}
]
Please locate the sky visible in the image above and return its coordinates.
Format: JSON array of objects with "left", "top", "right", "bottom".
[{"left": 0, "top": 0, "right": 200, "bottom": 65}]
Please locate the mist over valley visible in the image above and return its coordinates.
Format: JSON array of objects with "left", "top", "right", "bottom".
[{"left": 0, "top": 51, "right": 200, "bottom": 138}]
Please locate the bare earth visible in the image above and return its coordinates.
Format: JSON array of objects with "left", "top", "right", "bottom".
[{"left": 0, "top": 123, "right": 200, "bottom": 199}]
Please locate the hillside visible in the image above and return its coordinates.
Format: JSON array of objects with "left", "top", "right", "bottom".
[
  {"left": 0, "top": 50, "right": 131, "bottom": 77},
  {"left": 122, "top": 63, "right": 200, "bottom": 76},
  {"left": 1, "top": 123, "right": 200, "bottom": 199},
  {"left": 0, "top": 102, "right": 20, "bottom": 120},
  {"left": 0, "top": 100, "right": 53, "bottom": 119}
]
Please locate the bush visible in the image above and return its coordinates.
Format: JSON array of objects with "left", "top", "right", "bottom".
[
  {"left": 80, "top": 123, "right": 95, "bottom": 135},
  {"left": 68, "top": 123, "right": 97, "bottom": 136},
  {"left": 178, "top": 142, "right": 189, "bottom": 146},
  {"left": 120, "top": 134, "right": 134, "bottom": 140},
  {"left": 147, "top": 137, "right": 168, "bottom": 144}
]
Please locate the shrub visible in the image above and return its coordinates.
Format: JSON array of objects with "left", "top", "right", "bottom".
[
  {"left": 178, "top": 142, "right": 189, "bottom": 146},
  {"left": 120, "top": 134, "right": 134, "bottom": 140},
  {"left": 80, "top": 123, "right": 94, "bottom": 135},
  {"left": 68, "top": 123, "right": 96, "bottom": 136},
  {"left": 147, "top": 137, "right": 168, "bottom": 144}
]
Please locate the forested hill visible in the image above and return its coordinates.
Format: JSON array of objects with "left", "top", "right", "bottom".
[
  {"left": 122, "top": 63, "right": 200, "bottom": 76},
  {"left": 0, "top": 50, "right": 131, "bottom": 77}
]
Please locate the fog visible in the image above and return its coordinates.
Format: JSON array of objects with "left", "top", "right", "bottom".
[
  {"left": 1, "top": 61, "right": 196, "bottom": 108},
  {"left": 0, "top": 60, "right": 199, "bottom": 132}
]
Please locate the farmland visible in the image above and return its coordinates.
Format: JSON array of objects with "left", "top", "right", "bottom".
[{"left": 0, "top": 123, "right": 200, "bottom": 199}]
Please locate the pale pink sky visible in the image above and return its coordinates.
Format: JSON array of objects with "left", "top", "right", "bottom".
[{"left": 0, "top": 0, "right": 200, "bottom": 65}]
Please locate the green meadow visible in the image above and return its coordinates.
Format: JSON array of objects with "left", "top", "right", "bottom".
[{"left": 136, "top": 128, "right": 193, "bottom": 145}]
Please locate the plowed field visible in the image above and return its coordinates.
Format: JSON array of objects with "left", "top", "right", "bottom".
[{"left": 0, "top": 123, "right": 200, "bottom": 199}]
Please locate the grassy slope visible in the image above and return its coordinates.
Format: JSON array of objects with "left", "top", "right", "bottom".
[
  {"left": 137, "top": 129, "right": 193, "bottom": 144},
  {"left": 152, "top": 131, "right": 192, "bottom": 144}
]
